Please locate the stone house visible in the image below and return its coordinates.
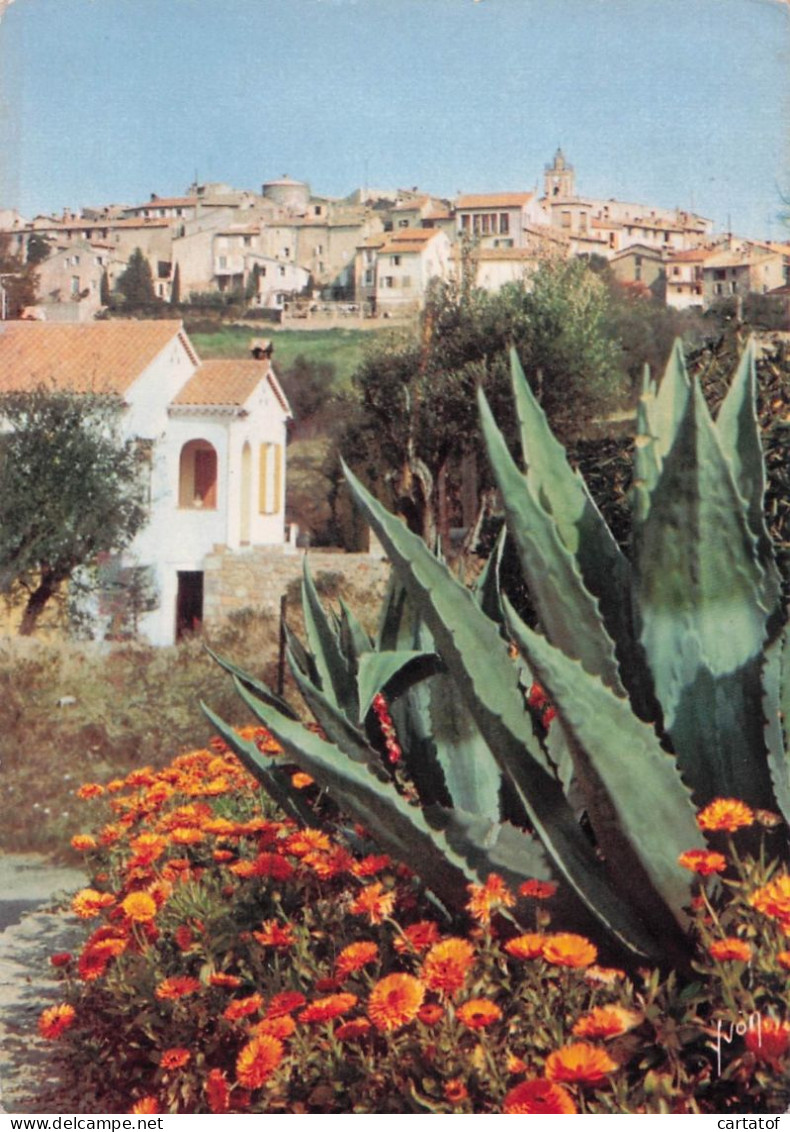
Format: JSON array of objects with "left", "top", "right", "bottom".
[
  {"left": 0, "top": 320, "right": 291, "bottom": 645},
  {"left": 373, "top": 228, "right": 452, "bottom": 314}
]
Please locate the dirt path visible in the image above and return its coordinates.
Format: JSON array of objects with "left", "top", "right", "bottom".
[{"left": 0, "top": 855, "right": 85, "bottom": 1114}]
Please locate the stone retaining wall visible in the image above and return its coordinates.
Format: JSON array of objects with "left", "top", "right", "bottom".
[{"left": 203, "top": 544, "right": 391, "bottom": 627}]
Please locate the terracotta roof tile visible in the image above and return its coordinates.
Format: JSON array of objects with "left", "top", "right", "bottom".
[
  {"left": 0, "top": 320, "right": 188, "bottom": 396},
  {"left": 456, "top": 193, "right": 533, "bottom": 209},
  {"left": 171, "top": 359, "right": 280, "bottom": 409}
]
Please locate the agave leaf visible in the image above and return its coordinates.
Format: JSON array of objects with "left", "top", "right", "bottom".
[
  {"left": 632, "top": 391, "right": 663, "bottom": 525},
  {"left": 200, "top": 702, "right": 319, "bottom": 827},
  {"left": 338, "top": 598, "right": 373, "bottom": 664},
  {"left": 478, "top": 386, "right": 626, "bottom": 697},
  {"left": 301, "top": 560, "right": 358, "bottom": 718},
  {"left": 508, "top": 350, "right": 656, "bottom": 718},
  {"left": 377, "top": 575, "right": 419, "bottom": 652},
  {"left": 715, "top": 337, "right": 782, "bottom": 626},
  {"left": 225, "top": 677, "right": 554, "bottom": 912},
  {"left": 634, "top": 377, "right": 774, "bottom": 809},
  {"left": 357, "top": 649, "right": 443, "bottom": 723},
  {"left": 426, "top": 671, "right": 502, "bottom": 823},
  {"left": 646, "top": 338, "right": 691, "bottom": 469},
  {"left": 282, "top": 620, "right": 319, "bottom": 685},
  {"left": 762, "top": 623, "right": 790, "bottom": 825},
  {"left": 285, "top": 660, "right": 397, "bottom": 780},
  {"left": 504, "top": 595, "right": 704, "bottom": 941},
  {"left": 472, "top": 524, "right": 506, "bottom": 625},
  {"left": 203, "top": 644, "right": 299, "bottom": 720},
  {"left": 341, "top": 460, "right": 665, "bottom": 961}
]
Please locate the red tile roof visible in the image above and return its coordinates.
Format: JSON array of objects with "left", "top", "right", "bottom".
[
  {"left": 172, "top": 359, "right": 290, "bottom": 414},
  {"left": 0, "top": 320, "right": 189, "bottom": 396},
  {"left": 456, "top": 193, "right": 533, "bottom": 210}
]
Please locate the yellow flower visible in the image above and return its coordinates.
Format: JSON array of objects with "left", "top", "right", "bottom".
[
  {"left": 120, "top": 891, "right": 158, "bottom": 923},
  {"left": 545, "top": 1042, "right": 617, "bottom": 1086},
  {"left": 542, "top": 933, "right": 598, "bottom": 968}
]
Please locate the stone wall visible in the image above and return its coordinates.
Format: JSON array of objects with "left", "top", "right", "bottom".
[{"left": 202, "top": 544, "right": 391, "bottom": 627}]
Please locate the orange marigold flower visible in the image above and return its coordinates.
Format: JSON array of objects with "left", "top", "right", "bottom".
[
  {"left": 266, "top": 990, "right": 307, "bottom": 1018},
  {"left": 206, "top": 1068, "right": 231, "bottom": 1115},
  {"left": 709, "top": 938, "right": 753, "bottom": 962},
  {"left": 336, "top": 941, "right": 379, "bottom": 979},
  {"left": 504, "top": 933, "right": 546, "bottom": 960},
  {"left": 745, "top": 1017, "right": 790, "bottom": 1067},
  {"left": 210, "top": 972, "right": 242, "bottom": 989},
  {"left": 545, "top": 1042, "right": 618, "bottom": 1086},
  {"left": 76, "top": 782, "right": 105, "bottom": 799},
  {"left": 155, "top": 975, "right": 202, "bottom": 1000},
  {"left": 351, "top": 854, "right": 391, "bottom": 878},
  {"left": 349, "top": 882, "right": 396, "bottom": 925},
  {"left": 242, "top": 853, "right": 294, "bottom": 881},
  {"left": 456, "top": 998, "right": 503, "bottom": 1030},
  {"left": 572, "top": 1006, "right": 641, "bottom": 1040},
  {"left": 38, "top": 1003, "right": 76, "bottom": 1039},
  {"left": 50, "top": 952, "right": 72, "bottom": 968},
  {"left": 129, "top": 1097, "right": 159, "bottom": 1115},
  {"left": 777, "top": 951, "right": 790, "bottom": 971},
  {"left": 750, "top": 874, "right": 790, "bottom": 925},
  {"left": 466, "top": 873, "right": 516, "bottom": 925},
  {"left": 368, "top": 973, "right": 425, "bottom": 1032},
  {"left": 291, "top": 772, "right": 315, "bottom": 789},
  {"left": 417, "top": 1001, "right": 444, "bottom": 1025},
  {"left": 285, "top": 829, "right": 331, "bottom": 856},
  {"left": 444, "top": 1078, "right": 469, "bottom": 1104},
  {"left": 697, "top": 798, "right": 754, "bottom": 833},
  {"left": 421, "top": 938, "right": 475, "bottom": 998},
  {"left": 70, "top": 834, "right": 97, "bottom": 851},
  {"left": 120, "top": 891, "right": 158, "bottom": 924},
  {"left": 169, "top": 826, "right": 205, "bottom": 845},
  {"left": 518, "top": 879, "right": 558, "bottom": 900},
  {"left": 252, "top": 1014, "right": 297, "bottom": 1041},
  {"left": 503, "top": 1079, "right": 577, "bottom": 1115},
  {"left": 394, "top": 920, "right": 441, "bottom": 954},
  {"left": 584, "top": 965, "right": 626, "bottom": 986},
  {"left": 542, "top": 933, "right": 598, "bottom": 969},
  {"left": 71, "top": 888, "right": 115, "bottom": 919},
  {"left": 223, "top": 993, "right": 264, "bottom": 1022},
  {"left": 160, "top": 1047, "right": 191, "bottom": 1070},
  {"left": 77, "top": 947, "right": 110, "bottom": 982},
  {"left": 335, "top": 1018, "right": 372, "bottom": 1041},
  {"left": 299, "top": 993, "right": 358, "bottom": 1024},
  {"left": 253, "top": 920, "right": 296, "bottom": 950},
  {"left": 235, "top": 1034, "right": 284, "bottom": 1089},
  {"left": 678, "top": 849, "right": 728, "bottom": 876}
]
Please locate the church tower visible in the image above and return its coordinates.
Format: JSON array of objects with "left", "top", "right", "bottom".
[{"left": 544, "top": 147, "right": 576, "bottom": 199}]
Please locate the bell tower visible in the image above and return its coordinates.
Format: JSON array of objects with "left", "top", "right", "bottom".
[{"left": 544, "top": 147, "right": 575, "bottom": 199}]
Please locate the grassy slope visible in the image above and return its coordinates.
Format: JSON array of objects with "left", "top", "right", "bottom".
[{"left": 189, "top": 326, "right": 376, "bottom": 389}]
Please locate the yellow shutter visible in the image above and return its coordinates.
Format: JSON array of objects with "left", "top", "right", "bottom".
[
  {"left": 258, "top": 443, "right": 268, "bottom": 514},
  {"left": 272, "top": 444, "right": 282, "bottom": 514}
]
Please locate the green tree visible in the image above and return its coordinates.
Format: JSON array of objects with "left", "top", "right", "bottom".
[
  {"left": 343, "top": 255, "right": 629, "bottom": 543},
  {"left": 116, "top": 248, "right": 157, "bottom": 306},
  {"left": 170, "top": 262, "right": 181, "bottom": 307},
  {"left": 100, "top": 269, "right": 111, "bottom": 307},
  {"left": 0, "top": 233, "right": 38, "bottom": 317},
  {"left": 25, "top": 233, "right": 51, "bottom": 267},
  {"left": 0, "top": 388, "right": 147, "bottom": 635}
]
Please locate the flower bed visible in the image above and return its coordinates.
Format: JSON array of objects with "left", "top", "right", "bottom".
[{"left": 43, "top": 729, "right": 790, "bottom": 1114}]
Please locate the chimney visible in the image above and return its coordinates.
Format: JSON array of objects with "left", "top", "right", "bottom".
[{"left": 250, "top": 338, "right": 273, "bottom": 360}]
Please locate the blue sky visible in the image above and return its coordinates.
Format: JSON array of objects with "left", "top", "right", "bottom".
[{"left": 0, "top": 0, "right": 788, "bottom": 238}]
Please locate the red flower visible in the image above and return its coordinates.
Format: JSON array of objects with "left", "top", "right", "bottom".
[{"left": 503, "top": 1079, "right": 577, "bottom": 1114}]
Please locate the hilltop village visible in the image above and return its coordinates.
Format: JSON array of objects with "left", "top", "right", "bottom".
[{"left": 2, "top": 150, "right": 788, "bottom": 323}]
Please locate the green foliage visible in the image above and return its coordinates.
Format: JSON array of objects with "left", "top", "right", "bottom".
[
  {"left": 115, "top": 248, "right": 157, "bottom": 306},
  {"left": 0, "top": 388, "right": 147, "bottom": 634},
  {"left": 0, "top": 231, "right": 38, "bottom": 315},
  {"left": 169, "top": 262, "right": 181, "bottom": 306},
  {"left": 25, "top": 232, "right": 52, "bottom": 266},
  {"left": 213, "top": 339, "right": 790, "bottom": 967}
]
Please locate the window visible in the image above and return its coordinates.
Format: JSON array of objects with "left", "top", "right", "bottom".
[
  {"left": 259, "top": 443, "right": 282, "bottom": 514},
  {"left": 499, "top": 213, "right": 509, "bottom": 235},
  {"left": 392, "top": 255, "right": 401, "bottom": 266},
  {"left": 401, "top": 275, "right": 412, "bottom": 289},
  {"left": 279, "top": 265, "right": 286, "bottom": 276},
  {"left": 561, "top": 211, "right": 572, "bottom": 228},
  {"left": 243, "top": 236, "right": 252, "bottom": 247},
  {"left": 218, "top": 255, "right": 227, "bottom": 269},
  {"left": 381, "top": 276, "right": 394, "bottom": 289},
  {"left": 179, "top": 440, "right": 218, "bottom": 509},
  {"left": 460, "top": 214, "right": 470, "bottom": 232},
  {"left": 71, "top": 275, "right": 80, "bottom": 295}
]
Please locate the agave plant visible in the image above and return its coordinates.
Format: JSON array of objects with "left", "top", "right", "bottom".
[{"left": 205, "top": 339, "right": 790, "bottom": 965}]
